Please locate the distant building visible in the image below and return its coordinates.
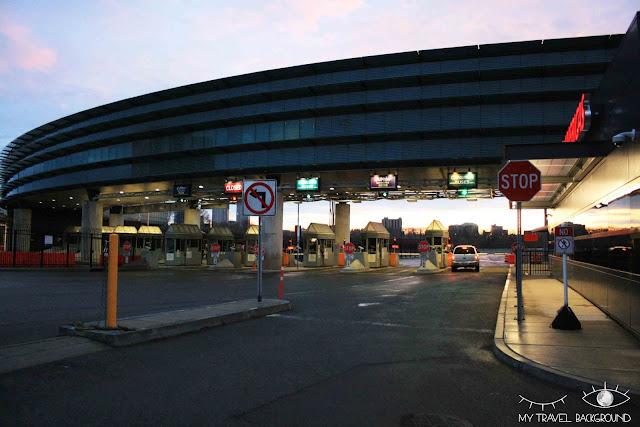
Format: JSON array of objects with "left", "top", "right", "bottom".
[
  {"left": 382, "top": 217, "right": 402, "bottom": 232},
  {"left": 212, "top": 207, "right": 229, "bottom": 224},
  {"left": 449, "top": 223, "right": 479, "bottom": 239},
  {"left": 490, "top": 224, "right": 508, "bottom": 237}
]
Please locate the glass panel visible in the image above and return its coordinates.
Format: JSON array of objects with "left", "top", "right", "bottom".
[
  {"left": 270, "top": 121, "right": 284, "bottom": 141},
  {"left": 284, "top": 120, "right": 299, "bottom": 140}
]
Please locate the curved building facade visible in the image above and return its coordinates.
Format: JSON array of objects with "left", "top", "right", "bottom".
[{"left": 0, "top": 35, "right": 621, "bottom": 205}]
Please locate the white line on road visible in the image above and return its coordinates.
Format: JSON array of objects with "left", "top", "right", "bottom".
[{"left": 267, "top": 314, "right": 493, "bottom": 334}]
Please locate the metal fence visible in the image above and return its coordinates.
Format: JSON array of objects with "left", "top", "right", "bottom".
[
  {"left": 0, "top": 228, "right": 104, "bottom": 268},
  {"left": 550, "top": 256, "right": 640, "bottom": 338},
  {"left": 523, "top": 248, "right": 550, "bottom": 275}
]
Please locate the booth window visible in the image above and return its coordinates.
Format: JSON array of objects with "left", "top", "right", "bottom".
[
  {"left": 177, "top": 239, "right": 186, "bottom": 252},
  {"left": 166, "top": 239, "right": 175, "bottom": 254},
  {"left": 368, "top": 239, "right": 377, "bottom": 254},
  {"left": 433, "top": 237, "right": 442, "bottom": 245},
  {"left": 308, "top": 238, "right": 317, "bottom": 254}
]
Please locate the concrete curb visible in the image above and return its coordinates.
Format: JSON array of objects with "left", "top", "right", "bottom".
[
  {"left": 492, "top": 268, "right": 640, "bottom": 398},
  {"left": 59, "top": 299, "right": 291, "bottom": 347}
]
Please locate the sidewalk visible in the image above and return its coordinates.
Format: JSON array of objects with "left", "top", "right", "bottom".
[
  {"left": 1, "top": 299, "right": 290, "bottom": 374},
  {"left": 493, "top": 268, "right": 640, "bottom": 396}
]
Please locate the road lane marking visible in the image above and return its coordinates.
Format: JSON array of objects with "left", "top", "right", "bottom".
[{"left": 267, "top": 314, "right": 493, "bottom": 334}]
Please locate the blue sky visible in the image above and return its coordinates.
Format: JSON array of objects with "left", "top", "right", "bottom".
[{"left": 1, "top": 1, "right": 638, "bottom": 231}]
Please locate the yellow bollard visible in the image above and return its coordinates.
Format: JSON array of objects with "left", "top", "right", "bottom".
[{"left": 106, "top": 233, "right": 119, "bottom": 328}]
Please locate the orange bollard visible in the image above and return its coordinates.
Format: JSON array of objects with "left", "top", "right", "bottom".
[
  {"left": 252, "top": 260, "right": 257, "bottom": 270},
  {"left": 390, "top": 253, "right": 397, "bottom": 266},
  {"left": 279, "top": 266, "right": 284, "bottom": 300},
  {"left": 338, "top": 252, "right": 344, "bottom": 266},
  {"left": 106, "top": 233, "right": 119, "bottom": 328}
]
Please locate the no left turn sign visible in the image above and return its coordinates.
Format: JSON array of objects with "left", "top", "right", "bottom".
[{"left": 243, "top": 180, "right": 277, "bottom": 216}]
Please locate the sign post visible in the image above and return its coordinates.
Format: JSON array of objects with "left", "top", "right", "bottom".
[
  {"left": 552, "top": 224, "right": 581, "bottom": 329},
  {"left": 243, "top": 179, "right": 277, "bottom": 303},
  {"left": 210, "top": 242, "right": 220, "bottom": 265},
  {"left": 123, "top": 241, "right": 132, "bottom": 264},
  {"left": 418, "top": 240, "right": 431, "bottom": 267},
  {"left": 344, "top": 242, "right": 355, "bottom": 267},
  {"left": 498, "top": 160, "right": 541, "bottom": 322}
]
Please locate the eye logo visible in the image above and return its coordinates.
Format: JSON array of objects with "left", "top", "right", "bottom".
[
  {"left": 519, "top": 394, "right": 567, "bottom": 411},
  {"left": 582, "top": 382, "right": 630, "bottom": 408}
]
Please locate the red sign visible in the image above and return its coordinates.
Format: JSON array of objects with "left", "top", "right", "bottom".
[
  {"left": 418, "top": 241, "right": 431, "bottom": 253},
  {"left": 123, "top": 241, "right": 132, "bottom": 253},
  {"left": 498, "top": 161, "right": 541, "bottom": 202},
  {"left": 224, "top": 181, "right": 243, "bottom": 193},
  {"left": 344, "top": 242, "right": 356, "bottom": 255},
  {"left": 511, "top": 242, "right": 524, "bottom": 254},
  {"left": 554, "top": 226, "right": 574, "bottom": 237},
  {"left": 391, "top": 245, "right": 400, "bottom": 249},
  {"left": 563, "top": 93, "right": 591, "bottom": 143},
  {"left": 524, "top": 232, "right": 538, "bottom": 242},
  {"left": 253, "top": 245, "right": 265, "bottom": 255},
  {"left": 210, "top": 243, "right": 221, "bottom": 254}
]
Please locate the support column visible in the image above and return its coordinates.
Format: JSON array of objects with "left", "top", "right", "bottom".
[
  {"left": 183, "top": 208, "right": 200, "bottom": 226},
  {"left": 81, "top": 201, "right": 103, "bottom": 264},
  {"left": 262, "top": 191, "right": 284, "bottom": 270},
  {"left": 334, "top": 202, "right": 350, "bottom": 264},
  {"left": 109, "top": 207, "right": 124, "bottom": 227},
  {"left": 12, "top": 208, "right": 32, "bottom": 251}
]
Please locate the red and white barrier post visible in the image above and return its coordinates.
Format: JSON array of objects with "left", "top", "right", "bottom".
[{"left": 279, "top": 266, "right": 284, "bottom": 300}]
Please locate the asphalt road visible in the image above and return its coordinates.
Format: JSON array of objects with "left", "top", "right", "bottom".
[{"left": 1, "top": 265, "right": 639, "bottom": 425}]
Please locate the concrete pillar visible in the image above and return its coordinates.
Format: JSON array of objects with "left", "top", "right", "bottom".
[
  {"left": 12, "top": 208, "right": 32, "bottom": 251},
  {"left": 184, "top": 208, "right": 200, "bottom": 226},
  {"left": 261, "top": 191, "right": 284, "bottom": 270},
  {"left": 109, "top": 214, "right": 124, "bottom": 227},
  {"left": 236, "top": 197, "right": 250, "bottom": 227},
  {"left": 81, "top": 201, "right": 103, "bottom": 264},
  {"left": 334, "top": 202, "right": 350, "bottom": 263}
]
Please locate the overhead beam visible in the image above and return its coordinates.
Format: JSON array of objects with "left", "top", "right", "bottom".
[{"left": 503, "top": 141, "right": 613, "bottom": 161}]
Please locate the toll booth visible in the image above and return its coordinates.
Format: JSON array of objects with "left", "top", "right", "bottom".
[
  {"left": 66, "top": 226, "right": 114, "bottom": 264},
  {"left": 136, "top": 225, "right": 163, "bottom": 261},
  {"left": 424, "top": 220, "right": 449, "bottom": 268},
  {"left": 206, "top": 225, "right": 236, "bottom": 266},
  {"left": 302, "top": 223, "right": 335, "bottom": 267},
  {"left": 244, "top": 224, "right": 259, "bottom": 267},
  {"left": 164, "top": 224, "right": 203, "bottom": 266},
  {"left": 361, "top": 222, "right": 390, "bottom": 268}
]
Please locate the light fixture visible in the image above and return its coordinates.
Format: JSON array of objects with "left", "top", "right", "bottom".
[
  {"left": 119, "top": 191, "right": 124, "bottom": 194},
  {"left": 117, "top": 199, "right": 120, "bottom": 202},
  {"left": 407, "top": 199, "right": 418, "bottom": 202},
  {"left": 62, "top": 205, "right": 66, "bottom": 208},
  {"left": 198, "top": 185, "right": 204, "bottom": 189},
  {"left": 76, "top": 203, "right": 79, "bottom": 206},
  {"left": 397, "top": 185, "right": 402, "bottom": 188},
  {"left": 329, "top": 187, "right": 335, "bottom": 190},
  {"left": 69, "top": 196, "right": 73, "bottom": 200},
  {"left": 39, "top": 201, "right": 43, "bottom": 204},
  {"left": 52, "top": 199, "right": 56, "bottom": 202},
  {"left": 155, "top": 188, "right": 160, "bottom": 192},
  {"left": 145, "top": 196, "right": 149, "bottom": 199}
]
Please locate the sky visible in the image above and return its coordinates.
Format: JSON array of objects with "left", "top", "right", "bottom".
[{"left": 1, "top": 0, "right": 638, "bottom": 232}]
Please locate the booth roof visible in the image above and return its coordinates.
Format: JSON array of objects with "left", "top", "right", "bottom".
[
  {"left": 64, "top": 226, "right": 115, "bottom": 234},
  {"left": 361, "top": 222, "right": 390, "bottom": 238},
  {"left": 207, "top": 225, "right": 234, "bottom": 239},
  {"left": 424, "top": 220, "right": 449, "bottom": 237},
  {"left": 114, "top": 226, "right": 138, "bottom": 234},
  {"left": 138, "top": 225, "right": 162, "bottom": 235},
  {"left": 244, "top": 224, "right": 260, "bottom": 236},
  {"left": 165, "top": 224, "right": 204, "bottom": 239},
  {"left": 303, "top": 223, "right": 335, "bottom": 239}
]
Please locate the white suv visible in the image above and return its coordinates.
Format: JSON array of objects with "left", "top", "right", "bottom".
[{"left": 451, "top": 245, "right": 480, "bottom": 272}]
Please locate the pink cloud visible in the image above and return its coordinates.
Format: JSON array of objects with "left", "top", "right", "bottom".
[{"left": 0, "top": 21, "right": 57, "bottom": 72}]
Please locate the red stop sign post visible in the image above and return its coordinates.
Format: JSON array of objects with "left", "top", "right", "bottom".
[
  {"left": 123, "top": 241, "right": 132, "bottom": 253},
  {"left": 418, "top": 241, "right": 431, "bottom": 253},
  {"left": 344, "top": 242, "right": 356, "bottom": 255},
  {"left": 210, "top": 243, "right": 221, "bottom": 254},
  {"left": 498, "top": 161, "right": 541, "bottom": 322}
]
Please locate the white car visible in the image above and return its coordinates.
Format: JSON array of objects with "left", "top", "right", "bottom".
[{"left": 451, "top": 245, "right": 480, "bottom": 272}]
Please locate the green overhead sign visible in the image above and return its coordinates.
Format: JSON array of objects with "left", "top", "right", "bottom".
[
  {"left": 448, "top": 171, "right": 477, "bottom": 189},
  {"left": 296, "top": 177, "right": 320, "bottom": 191}
]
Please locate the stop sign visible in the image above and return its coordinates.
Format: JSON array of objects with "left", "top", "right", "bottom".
[
  {"left": 511, "top": 242, "right": 524, "bottom": 254},
  {"left": 210, "top": 243, "right": 220, "bottom": 254},
  {"left": 418, "top": 241, "right": 431, "bottom": 253},
  {"left": 123, "top": 241, "right": 132, "bottom": 253},
  {"left": 344, "top": 242, "right": 356, "bottom": 255},
  {"left": 253, "top": 245, "right": 265, "bottom": 255},
  {"left": 498, "top": 161, "right": 541, "bottom": 202}
]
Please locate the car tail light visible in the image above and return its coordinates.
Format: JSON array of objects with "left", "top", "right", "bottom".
[
  {"left": 474, "top": 255, "right": 479, "bottom": 260},
  {"left": 452, "top": 255, "right": 456, "bottom": 261}
]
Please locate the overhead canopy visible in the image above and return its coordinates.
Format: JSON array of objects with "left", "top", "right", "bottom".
[
  {"left": 64, "top": 226, "right": 81, "bottom": 234},
  {"left": 114, "top": 226, "right": 138, "bottom": 234},
  {"left": 138, "top": 225, "right": 162, "bottom": 235},
  {"left": 361, "top": 222, "right": 390, "bottom": 239},
  {"left": 165, "top": 224, "right": 203, "bottom": 239},
  {"left": 303, "top": 223, "right": 335, "bottom": 239},
  {"left": 424, "top": 220, "right": 449, "bottom": 238},
  {"left": 207, "top": 225, "right": 234, "bottom": 240}
]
